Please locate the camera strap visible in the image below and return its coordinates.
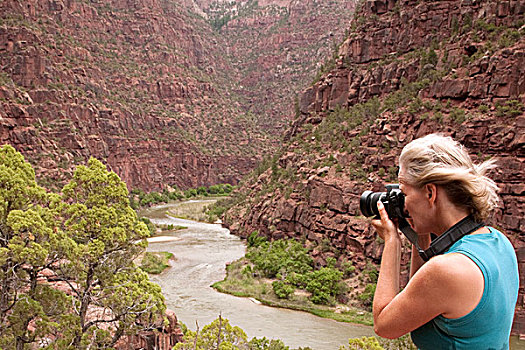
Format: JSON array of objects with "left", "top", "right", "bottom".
[{"left": 398, "top": 215, "right": 484, "bottom": 262}]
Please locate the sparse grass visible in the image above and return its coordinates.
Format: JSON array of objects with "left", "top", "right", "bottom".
[{"left": 166, "top": 198, "right": 223, "bottom": 222}]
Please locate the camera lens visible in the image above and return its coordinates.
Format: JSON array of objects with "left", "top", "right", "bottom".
[{"left": 360, "top": 191, "right": 384, "bottom": 218}]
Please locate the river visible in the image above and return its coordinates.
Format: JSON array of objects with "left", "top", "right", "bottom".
[
  {"left": 141, "top": 201, "right": 375, "bottom": 350},
  {"left": 141, "top": 201, "right": 525, "bottom": 350}
]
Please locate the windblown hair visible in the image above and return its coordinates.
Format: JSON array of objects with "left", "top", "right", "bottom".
[{"left": 399, "top": 133, "right": 499, "bottom": 222}]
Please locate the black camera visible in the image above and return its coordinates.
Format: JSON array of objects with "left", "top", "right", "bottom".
[{"left": 360, "top": 184, "right": 409, "bottom": 220}]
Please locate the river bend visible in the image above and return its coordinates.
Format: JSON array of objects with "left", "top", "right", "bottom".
[{"left": 142, "top": 202, "right": 375, "bottom": 350}]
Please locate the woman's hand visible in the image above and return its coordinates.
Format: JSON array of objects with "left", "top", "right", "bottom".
[{"left": 371, "top": 201, "right": 402, "bottom": 243}]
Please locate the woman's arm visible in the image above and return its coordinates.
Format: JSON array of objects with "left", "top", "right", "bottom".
[
  {"left": 371, "top": 202, "right": 450, "bottom": 339},
  {"left": 371, "top": 202, "right": 402, "bottom": 331},
  {"left": 373, "top": 232, "right": 401, "bottom": 330}
]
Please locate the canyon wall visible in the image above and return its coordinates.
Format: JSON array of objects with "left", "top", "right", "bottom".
[
  {"left": 223, "top": 0, "right": 525, "bottom": 335},
  {"left": 0, "top": 0, "right": 358, "bottom": 192},
  {"left": 0, "top": 0, "right": 260, "bottom": 191},
  {"left": 212, "top": 0, "right": 357, "bottom": 132}
]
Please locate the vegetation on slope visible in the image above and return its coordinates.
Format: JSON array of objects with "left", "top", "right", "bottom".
[
  {"left": 0, "top": 0, "right": 272, "bottom": 189},
  {"left": 213, "top": 232, "right": 375, "bottom": 325}
]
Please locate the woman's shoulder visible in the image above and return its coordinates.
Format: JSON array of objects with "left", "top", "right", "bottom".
[
  {"left": 418, "top": 253, "right": 482, "bottom": 286},
  {"left": 417, "top": 254, "right": 484, "bottom": 318}
]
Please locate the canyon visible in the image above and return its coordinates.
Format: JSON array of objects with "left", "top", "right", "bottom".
[
  {"left": 0, "top": 0, "right": 355, "bottom": 191},
  {"left": 1, "top": 0, "right": 525, "bottom": 345}
]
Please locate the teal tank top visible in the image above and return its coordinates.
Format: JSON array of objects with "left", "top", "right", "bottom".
[{"left": 411, "top": 227, "right": 519, "bottom": 350}]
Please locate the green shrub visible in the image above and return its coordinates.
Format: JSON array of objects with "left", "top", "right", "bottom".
[
  {"left": 140, "top": 252, "right": 173, "bottom": 274},
  {"left": 358, "top": 283, "right": 376, "bottom": 309},
  {"left": 342, "top": 261, "right": 356, "bottom": 278},
  {"left": 249, "top": 337, "right": 290, "bottom": 350},
  {"left": 478, "top": 105, "right": 490, "bottom": 113},
  {"left": 495, "top": 100, "right": 524, "bottom": 118},
  {"left": 272, "top": 280, "right": 295, "bottom": 299},
  {"left": 140, "top": 217, "right": 155, "bottom": 236},
  {"left": 378, "top": 335, "right": 418, "bottom": 350},
  {"left": 498, "top": 28, "right": 521, "bottom": 48},
  {"left": 449, "top": 107, "right": 466, "bottom": 123},
  {"left": 304, "top": 267, "right": 344, "bottom": 305},
  {"left": 341, "top": 336, "right": 383, "bottom": 350},
  {"left": 184, "top": 188, "right": 198, "bottom": 198},
  {"left": 247, "top": 231, "right": 268, "bottom": 248},
  {"left": 246, "top": 239, "right": 313, "bottom": 278},
  {"left": 364, "top": 263, "right": 378, "bottom": 283}
]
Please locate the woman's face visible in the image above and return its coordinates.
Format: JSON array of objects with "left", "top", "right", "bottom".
[{"left": 398, "top": 167, "right": 434, "bottom": 235}]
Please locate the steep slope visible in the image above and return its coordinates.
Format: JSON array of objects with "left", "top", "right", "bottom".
[
  {"left": 0, "top": 0, "right": 264, "bottom": 190},
  {"left": 0, "top": 0, "right": 359, "bottom": 192},
  {"left": 223, "top": 0, "right": 525, "bottom": 334},
  {"left": 203, "top": 0, "right": 357, "bottom": 138}
]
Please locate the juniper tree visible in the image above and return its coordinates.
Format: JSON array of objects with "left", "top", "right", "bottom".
[
  {"left": 0, "top": 145, "right": 72, "bottom": 349},
  {"left": 174, "top": 316, "right": 249, "bottom": 350},
  {"left": 0, "top": 147, "right": 166, "bottom": 349},
  {"left": 56, "top": 157, "right": 165, "bottom": 348}
]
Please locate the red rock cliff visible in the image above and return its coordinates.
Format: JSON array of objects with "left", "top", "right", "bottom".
[
  {"left": 0, "top": 0, "right": 359, "bottom": 192},
  {"left": 0, "top": 0, "right": 261, "bottom": 191}
]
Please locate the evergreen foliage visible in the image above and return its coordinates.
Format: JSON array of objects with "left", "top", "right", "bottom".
[
  {"left": 246, "top": 239, "right": 313, "bottom": 279},
  {"left": 174, "top": 317, "right": 248, "bottom": 350},
  {"left": 339, "top": 335, "right": 417, "bottom": 350},
  {"left": 244, "top": 234, "right": 347, "bottom": 305},
  {"left": 247, "top": 231, "right": 268, "bottom": 248},
  {"left": 140, "top": 251, "right": 174, "bottom": 274},
  {"left": 340, "top": 336, "right": 383, "bottom": 350},
  {"left": 130, "top": 183, "right": 234, "bottom": 209},
  {"left": 304, "top": 267, "right": 344, "bottom": 305},
  {"left": 0, "top": 145, "right": 166, "bottom": 349},
  {"left": 175, "top": 316, "right": 314, "bottom": 350}
]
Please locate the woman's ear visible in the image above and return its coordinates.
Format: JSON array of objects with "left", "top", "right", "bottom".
[{"left": 425, "top": 183, "right": 438, "bottom": 205}]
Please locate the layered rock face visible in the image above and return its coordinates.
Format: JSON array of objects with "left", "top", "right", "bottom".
[
  {"left": 116, "top": 310, "right": 184, "bottom": 350},
  {"left": 0, "top": 0, "right": 261, "bottom": 190},
  {"left": 0, "top": 0, "right": 359, "bottom": 191},
  {"left": 224, "top": 0, "right": 525, "bottom": 335}
]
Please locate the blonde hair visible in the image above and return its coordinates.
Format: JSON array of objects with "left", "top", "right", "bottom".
[{"left": 399, "top": 133, "right": 499, "bottom": 221}]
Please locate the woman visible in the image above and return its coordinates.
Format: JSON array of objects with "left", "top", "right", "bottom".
[{"left": 371, "top": 133, "right": 519, "bottom": 349}]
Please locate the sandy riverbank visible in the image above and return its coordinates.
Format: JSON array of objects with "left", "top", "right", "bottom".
[{"left": 147, "top": 236, "right": 181, "bottom": 243}]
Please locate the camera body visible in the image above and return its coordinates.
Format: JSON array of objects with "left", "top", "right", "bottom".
[{"left": 360, "top": 184, "right": 408, "bottom": 220}]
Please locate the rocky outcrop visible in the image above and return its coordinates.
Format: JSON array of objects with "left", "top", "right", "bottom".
[
  {"left": 299, "top": 0, "right": 525, "bottom": 115},
  {"left": 116, "top": 310, "right": 184, "bottom": 350},
  {"left": 224, "top": 0, "right": 525, "bottom": 336}
]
